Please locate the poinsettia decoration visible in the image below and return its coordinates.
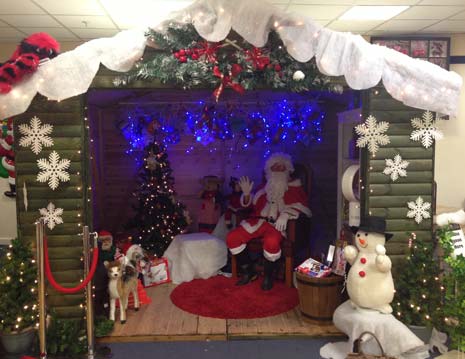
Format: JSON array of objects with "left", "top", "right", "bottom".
[{"left": 115, "top": 24, "right": 337, "bottom": 100}]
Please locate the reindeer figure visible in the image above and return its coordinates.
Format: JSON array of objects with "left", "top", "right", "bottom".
[{"left": 104, "top": 260, "right": 139, "bottom": 324}]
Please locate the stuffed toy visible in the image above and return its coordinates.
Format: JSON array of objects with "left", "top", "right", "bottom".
[
  {"left": 0, "top": 32, "right": 60, "bottom": 94},
  {"left": 224, "top": 177, "right": 242, "bottom": 229},
  {"left": 344, "top": 216, "right": 395, "bottom": 314},
  {"left": 198, "top": 175, "right": 224, "bottom": 233}
]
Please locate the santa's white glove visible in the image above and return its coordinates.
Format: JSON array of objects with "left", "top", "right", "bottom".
[
  {"left": 275, "top": 213, "right": 289, "bottom": 232},
  {"left": 239, "top": 176, "right": 254, "bottom": 196}
]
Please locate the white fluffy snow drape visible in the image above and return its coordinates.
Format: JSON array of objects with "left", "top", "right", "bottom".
[{"left": 0, "top": 0, "right": 462, "bottom": 119}]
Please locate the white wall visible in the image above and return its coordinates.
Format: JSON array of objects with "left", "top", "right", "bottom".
[{"left": 435, "top": 34, "right": 465, "bottom": 211}]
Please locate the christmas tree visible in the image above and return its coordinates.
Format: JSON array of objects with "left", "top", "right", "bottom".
[
  {"left": 394, "top": 232, "right": 444, "bottom": 328},
  {"left": 0, "top": 239, "right": 38, "bottom": 333},
  {"left": 127, "top": 134, "right": 189, "bottom": 256}
]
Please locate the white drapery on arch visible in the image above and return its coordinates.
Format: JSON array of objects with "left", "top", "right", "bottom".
[{"left": 0, "top": 0, "right": 462, "bottom": 119}]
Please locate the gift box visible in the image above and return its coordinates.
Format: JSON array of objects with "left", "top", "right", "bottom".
[
  {"left": 143, "top": 257, "right": 171, "bottom": 287},
  {"left": 295, "top": 257, "right": 332, "bottom": 278}
]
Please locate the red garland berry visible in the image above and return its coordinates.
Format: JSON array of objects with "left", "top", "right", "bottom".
[
  {"left": 179, "top": 49, "right": 186, "bottom": 56},
  {"left": 191, "top": 53, "right": 199, "bottom": 60},
  {"left": 179, "top": 56, "right": 187, "bottom": 63},
  {"left": 174, "top": 52, "right": 180, "bottom": 59},
  {"left": 274, "top": 64, "right": 282, "bottom": 72}
]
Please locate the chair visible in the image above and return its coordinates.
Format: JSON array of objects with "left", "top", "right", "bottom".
[{"left": 231, "top": 163, "right": 312, "bottom": 287}]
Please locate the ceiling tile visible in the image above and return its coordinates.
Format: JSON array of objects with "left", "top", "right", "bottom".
[
  {"left": 0, "top": 14, "right": 60, "bottom": 27},
  {"left": 355, "top": 0, "right": 418, "bottom": 4},
  {"left": 375, "top": 19, "right": 438, "bottom": 32},
  {"left": 394, "top": 6, "right": 465, "bottom": 20},
  {"left": 419, "top": 0, "right": 465, "bottom": 4},
  {"left": 450, "top": 10, "right": 465, "bottom": 19},
  {"left": 19, "top": 27, "right": 79, "bottom": 40},
  {"left": 54, "top": 15, "right": 116, "bottom": 29},
  {"left": 420, "top": 19, "right": 465, "bottom": 32},
  {"left": 0, "top": 0, "right": 45, "bottom": 15},
  {"left": 0, "top": 27, "right": 27, "bottom": 38},
  {"left": 328, "top": 20, "right": 384, "bottom": 32},
  {"left": 286, "top": 1, "right": 354, "bottom": 4},
  {"left": 32, "top": 0, "right": 105, "bottom": 15},
  {"left": 287, "top": 5, "right": 351, "bottom": 19},
  {"left": 71, "top": 28, "right": 119, "bottom": 39}
]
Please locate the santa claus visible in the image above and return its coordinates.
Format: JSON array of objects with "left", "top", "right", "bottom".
[{"left": 226, "top": 152, "right": 311, "bottom": 290}]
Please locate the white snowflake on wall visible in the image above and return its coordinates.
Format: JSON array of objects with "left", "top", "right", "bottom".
[
  {"left": 39, "top": 202, "right": 64, "bottom": 230},
  {"left": 383, "top": 154, "right": 409, "bottom": 182},
  {"left": 407, "top": 196, "right": 431, "bottom": 224},
  {"left": 410, "top": 110, "right": 443, "bottom": 148},
  {"left": 37, "top": 151, "right": 70, "bottom": 190},
  {"left": 18, "top": 116, "right": 54, "bottom": 155},
  {"left": 355, "top": 115, "right": 390, "bottom": 156}
]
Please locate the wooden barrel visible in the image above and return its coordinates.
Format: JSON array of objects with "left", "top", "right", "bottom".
[{"left": 296, "top": 272, "right": 344, "bottom": 324}]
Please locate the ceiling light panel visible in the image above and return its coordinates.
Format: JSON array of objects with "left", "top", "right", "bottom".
[{"left": 339, "top": 6, "right": 410, "bottom": 20}]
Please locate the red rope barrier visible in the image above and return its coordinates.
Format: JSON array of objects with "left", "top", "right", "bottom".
[{"left": 43, "top": 235, "right": 99, "bottom": 294}]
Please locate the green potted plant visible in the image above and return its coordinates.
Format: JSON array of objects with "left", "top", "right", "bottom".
[
  {"left": 0, "top": 238, "right": 38, "bottom": 354},
  {"left": 394, "top": 232, "right": 444, "bottom": 342},
  {"left": 437, "top": 226, "right": 465, "bottom": 352}
]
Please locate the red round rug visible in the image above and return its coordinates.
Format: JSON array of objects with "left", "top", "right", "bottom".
[{"left": 170, "top": 276, "right": 299, "bottom": 319}]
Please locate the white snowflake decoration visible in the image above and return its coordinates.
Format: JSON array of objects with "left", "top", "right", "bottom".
[
  {"left": 18, "top": 116, "right": 53, "bottom": 155},
  {"left": 39, "top": 202, "right": 64, "bottom": 230},
  {"left": 383, "top": 154, "right": 409, "bottom": 182},
  {"left": 410, "top": 110, "right": 443, "bottom": 148},
  {"left": 355, "top": 115, "right": 390, "bottom": 156},
  {"left": 407, "top": 196, "right": 431, "bottom": 224},
  {"left": 37, "top": 151, "right": 71, "bottom": 190}
]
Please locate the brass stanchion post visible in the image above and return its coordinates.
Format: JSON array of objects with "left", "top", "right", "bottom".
[
  {"left": 83, "top": 227, "right": 96, "bottom": 359},
  {"left": 35, "top": 219, "right": 47, "bottom": 359}
]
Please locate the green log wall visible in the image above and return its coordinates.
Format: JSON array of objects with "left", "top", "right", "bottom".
[
  {"left": 13, "top": 94, "right": 90, "bottom": 319},
  {"left": 361, "top": 87, "right": 435, "bottom": 277}
]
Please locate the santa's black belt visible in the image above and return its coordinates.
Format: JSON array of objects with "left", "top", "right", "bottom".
[{"left": 248, "top": 216, "right": 276, "bottom": 224}]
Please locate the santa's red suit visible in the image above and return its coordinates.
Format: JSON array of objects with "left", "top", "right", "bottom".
[{"left": 226, "top": 179, "right": 311, "bottom": 262}]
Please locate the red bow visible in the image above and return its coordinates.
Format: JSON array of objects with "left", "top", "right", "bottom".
[
  {"left": 212, "top": 65, "right": 245, "bottom": 102},
  {"left": 194, "top": 41, "right": 221, "bottom": 63},
  {"left": 245, "top": 47, "right": 270, "bottom": 71}
]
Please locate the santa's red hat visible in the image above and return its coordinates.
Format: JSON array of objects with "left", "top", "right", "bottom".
[{"left": 98, "top": 230, "right": 113, "bottom": 239}]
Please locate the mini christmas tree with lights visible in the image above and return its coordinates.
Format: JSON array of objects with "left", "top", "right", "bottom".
[
  {"left": 394, "top": 232, "right": 444, "bottom": 328},
  {"left": 0, "top": 239, "right": 38, "bottom": 333},
  {"left": 126, "top": 133, "right": 189, "bottom": 256}
]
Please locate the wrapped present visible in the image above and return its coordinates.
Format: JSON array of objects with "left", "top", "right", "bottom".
[
  {"left": 296, "top": 257, "right": 332, "bottom": 278},
  {"left": 143, "top": 257, "right": 171, "bottom": 287}
]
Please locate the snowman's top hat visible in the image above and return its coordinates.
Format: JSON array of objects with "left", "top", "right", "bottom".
[{"left": 350, "top": 216, "right": 393, "bottom": 241}]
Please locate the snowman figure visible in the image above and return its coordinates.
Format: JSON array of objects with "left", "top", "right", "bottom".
[{"left": 344, "top": 216, "right": 395, "bottom": 314}]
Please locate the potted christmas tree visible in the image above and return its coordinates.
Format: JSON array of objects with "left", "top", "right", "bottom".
[
  {"left": 394, "top": 232, "right": 444, "bottom": 342},
  {"left": 0, "top": 239, "right": 38, "bottom": 354}
]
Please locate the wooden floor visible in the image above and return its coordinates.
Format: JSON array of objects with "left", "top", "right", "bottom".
[{"left": 99, "top": 283, "right": 343, "bottom": 343}]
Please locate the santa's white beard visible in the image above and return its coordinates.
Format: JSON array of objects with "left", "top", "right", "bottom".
[{"left": 265, "top": 171, "right": 289, "bottom": 219}]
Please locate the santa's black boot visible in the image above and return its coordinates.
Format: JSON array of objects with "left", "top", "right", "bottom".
[
  {"left": 261, "top": 259, "right": 277, "bottom": 291},
  {"left": 235, "top": 249, "right": 257, "bottom": 286},
  {"left": 4, "top": 184, "right": 16, "bottom": 198}
]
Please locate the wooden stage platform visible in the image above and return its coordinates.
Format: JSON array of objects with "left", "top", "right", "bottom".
[{"left": 99, "top": 283, "right": 343, "bottom": 343}]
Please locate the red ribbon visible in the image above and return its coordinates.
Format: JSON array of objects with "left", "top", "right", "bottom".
[
  {"left": 194, "top": 41, "right": 221, "bottom": 63},
  {"left": 212, "top": 65, "right": 245, "bottom": 102},
  {"left": 245, "top": 47, "right": 270, "bottom": 70}
]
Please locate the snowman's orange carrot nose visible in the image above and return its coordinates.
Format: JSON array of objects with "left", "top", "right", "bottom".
[{"left": 359, "top": 238, "right": 366, "bottom": 245}]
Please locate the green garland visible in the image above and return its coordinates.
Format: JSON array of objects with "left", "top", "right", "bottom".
[
  {"left": 437, "top": 226, "right": 465, "bottom": 351},
  {"left": 115, "top": 24, "right": 337, "bottom": 97}
]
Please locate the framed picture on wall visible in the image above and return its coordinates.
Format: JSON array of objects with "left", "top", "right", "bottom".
[{"left": 371, "top": 36, "right": 450, "bottom": 70}]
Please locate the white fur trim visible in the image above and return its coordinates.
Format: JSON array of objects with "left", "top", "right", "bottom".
[
  {"left": 240, "top": 219, "right": 265, "bottom": 233},
  {"left": 264, "top": 249, "right": 281, "bottom": 262},
  {"left": 240, "top": 193, "right": 252, "bottom": 207},
  {"left": 264, "top": 153, "right": 294, "bottom": 174},
  {"left": 229, "top": 243, "right": 246, "bottom": 255},
  {"left": 8, "top": 176, "right": 15, "bottom": 185},
  {"left": 0, "top": 139, "right": 11, "bottom": 151},
  {"left": 2, "top": 157, "right": 14, "bottom": 171},
  {"left": 285, "top": 202, "right": 312, "bottom": 218}
]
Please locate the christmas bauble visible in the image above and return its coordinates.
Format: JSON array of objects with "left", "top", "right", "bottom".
[{"left": 293, "top": 70, "right": 305, "bottom": 81}]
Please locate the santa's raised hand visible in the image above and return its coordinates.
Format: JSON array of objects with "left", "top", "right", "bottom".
[{"left": 239, "top": 176, "right": 254, "bottom": 196}]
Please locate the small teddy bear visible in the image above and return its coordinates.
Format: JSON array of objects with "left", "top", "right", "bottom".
[{"left": 198, "top": 175, "right": 224, "bottom": 233}]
